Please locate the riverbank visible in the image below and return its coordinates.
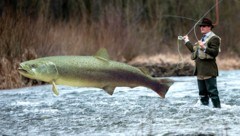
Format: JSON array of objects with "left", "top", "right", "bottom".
[
  {"left": 1, "top": 52, "right": 240, "bottom": 90},
  {"left": 129, "top": 53, "right": 240, "bottom": 75}
]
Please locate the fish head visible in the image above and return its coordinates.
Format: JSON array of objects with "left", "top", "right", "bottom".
[{"left": 18, "top": 59, "right": 58, "bottom": 82}]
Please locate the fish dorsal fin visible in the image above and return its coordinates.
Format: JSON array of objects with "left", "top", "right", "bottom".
[
  {"left": 103, "top": 86, "right": 115, "bottom": 95},
  {"left": 95, "top": 48, "right": 110, "bottom": 60},
  {"left": 95, "top": 56, "right": 109, "bottom": 63}
]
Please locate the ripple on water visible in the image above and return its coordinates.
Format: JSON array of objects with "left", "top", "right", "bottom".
[{"left": 0, "top": 71, "right": 240, "bottom": 135}]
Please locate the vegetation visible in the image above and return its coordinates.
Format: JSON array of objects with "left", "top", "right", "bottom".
[{"left": 0, "top": 0, "right": 240, "bottom": 89}]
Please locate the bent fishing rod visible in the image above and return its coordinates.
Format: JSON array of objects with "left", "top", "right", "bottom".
[
  {"left": 178, "top": 0, "right": 223, "bottom": 41},
  {"left": 176, "top": 0, "right": 223, "bottom": 69}
]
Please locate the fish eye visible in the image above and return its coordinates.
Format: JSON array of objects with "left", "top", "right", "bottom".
[{"left": 31, "top": 64, "right": 37, "bottom": 68}]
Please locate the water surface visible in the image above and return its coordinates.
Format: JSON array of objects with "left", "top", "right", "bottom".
[{"left": 0, "top": 70, "right": 239, "bottom": 136}]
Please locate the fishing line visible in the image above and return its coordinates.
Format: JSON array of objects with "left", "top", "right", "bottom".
[
  {"left": 162, "top": 15, "right": 198, "bottom": 22},
  {"left": 213, "top": 0, "right": 220, "bottom": 26},
  {"left": 177, "top": 39, "right": 184, "bottom": 69},
  {"left": 177, "top": 0, "right": 223, "bottom": 69},
  {"left": 184, "top": 0, "right": 223, "bottom": 41}
]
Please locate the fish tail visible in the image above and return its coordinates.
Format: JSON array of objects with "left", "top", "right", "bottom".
[{"left": 154, "top": 79, "right": 174, "bottom": 98}]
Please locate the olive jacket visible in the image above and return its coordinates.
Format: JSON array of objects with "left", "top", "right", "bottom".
[{"left": 185, "top": 35, "right": 221, "bottom": 76}]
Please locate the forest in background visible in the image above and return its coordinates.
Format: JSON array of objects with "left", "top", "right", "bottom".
[{"left": 0, "top": 0, "right": 240, "bottom": 89}]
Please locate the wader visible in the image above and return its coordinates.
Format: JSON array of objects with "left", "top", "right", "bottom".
[{"left": 197, "top": 77, "right": 221, "bottom": 108}]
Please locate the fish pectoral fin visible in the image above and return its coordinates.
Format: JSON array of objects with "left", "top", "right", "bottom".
[
  {"left": 103, "top": 86, "right": 116, "bottom": 95},
  {"left": 51, "top": 81, "right": 59, "bottom": 96}
]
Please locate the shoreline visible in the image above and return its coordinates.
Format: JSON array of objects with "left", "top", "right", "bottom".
[{"left": 129, "top": 53, "right": 240, "bottom": 71}]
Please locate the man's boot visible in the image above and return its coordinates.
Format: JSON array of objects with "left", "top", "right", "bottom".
[{"left": 211, "top": 97, "right": 221, "bottom": 108}]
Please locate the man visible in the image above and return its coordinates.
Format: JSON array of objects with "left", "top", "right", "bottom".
[{"left": 183, "top": 18, "right": 221, "bottom": 108}]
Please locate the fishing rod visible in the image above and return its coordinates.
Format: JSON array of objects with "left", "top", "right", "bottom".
[
  {"left": 176, "top": 0, "right": 223, "bottom": 69},
  {"left": 178, "top": 0, "right": 223, "bottom": 41}
]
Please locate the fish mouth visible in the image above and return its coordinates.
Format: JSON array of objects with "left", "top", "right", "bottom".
[
  {"left": 18, "top": 67, "right": 28, "bottom": 74},
  {"left": 18, "top": 64, "right": 29, "bottom": 74}
]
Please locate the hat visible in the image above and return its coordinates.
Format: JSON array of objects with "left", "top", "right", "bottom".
[{"left": 198, "top": 18, "right": 214, "bottom": 28}]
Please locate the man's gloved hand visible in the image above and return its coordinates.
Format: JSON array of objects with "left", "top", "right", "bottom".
[{"left": 183, "top": 35, "right": 189, "bottom": 43}]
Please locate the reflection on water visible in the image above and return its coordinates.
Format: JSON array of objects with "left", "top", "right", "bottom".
[{"left": 0, "top": 70, "right": 240, "bottom": 136}]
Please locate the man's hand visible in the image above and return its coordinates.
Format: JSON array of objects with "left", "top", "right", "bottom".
[
  {"left": 183, "top": 35, "right": 189, "bottom": 43},
  {"left": 198, "top": 41, "right": 206, "bottom": 50}
]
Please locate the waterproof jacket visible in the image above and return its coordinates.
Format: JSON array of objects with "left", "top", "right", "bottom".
[{"left": 185, "top": 36, "right": 221, "bottom": 76}]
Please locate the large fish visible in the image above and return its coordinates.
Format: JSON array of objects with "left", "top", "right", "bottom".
[{"left": 18, "top": 49, "right": 173, "bottom": 98}]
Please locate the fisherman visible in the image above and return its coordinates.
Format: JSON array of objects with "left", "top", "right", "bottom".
[{"left": 182, "top": 18, "right": 221, "bottom": 108}]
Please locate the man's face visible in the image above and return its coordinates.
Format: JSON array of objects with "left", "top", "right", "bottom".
[{"left": 200, "top": 25, "right": 211, "bottom": 34}]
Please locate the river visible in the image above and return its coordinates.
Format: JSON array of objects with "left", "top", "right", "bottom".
[{"left": 0, "top": 70, "right": 239, "bottom": 136}]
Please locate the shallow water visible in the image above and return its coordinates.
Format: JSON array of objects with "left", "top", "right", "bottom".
[{"left": 0, "top": 70, "right": 240, "bottom": 136}]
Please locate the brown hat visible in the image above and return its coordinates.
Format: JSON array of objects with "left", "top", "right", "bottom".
[{"left": 198, "top": 18, "right": 214, "bottom": 28}]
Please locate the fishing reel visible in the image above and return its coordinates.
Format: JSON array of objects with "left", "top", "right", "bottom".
[{"left": 178, "top": 36, "right": 184, "bottom": 40}]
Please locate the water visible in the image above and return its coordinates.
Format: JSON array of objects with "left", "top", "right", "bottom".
[{"left": 0, "top": 70, "right": 240, "bottom": 136}]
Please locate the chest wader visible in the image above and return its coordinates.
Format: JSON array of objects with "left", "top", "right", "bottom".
[{"left": 198, "top": 77, "right": 221, "bottom": 108}]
